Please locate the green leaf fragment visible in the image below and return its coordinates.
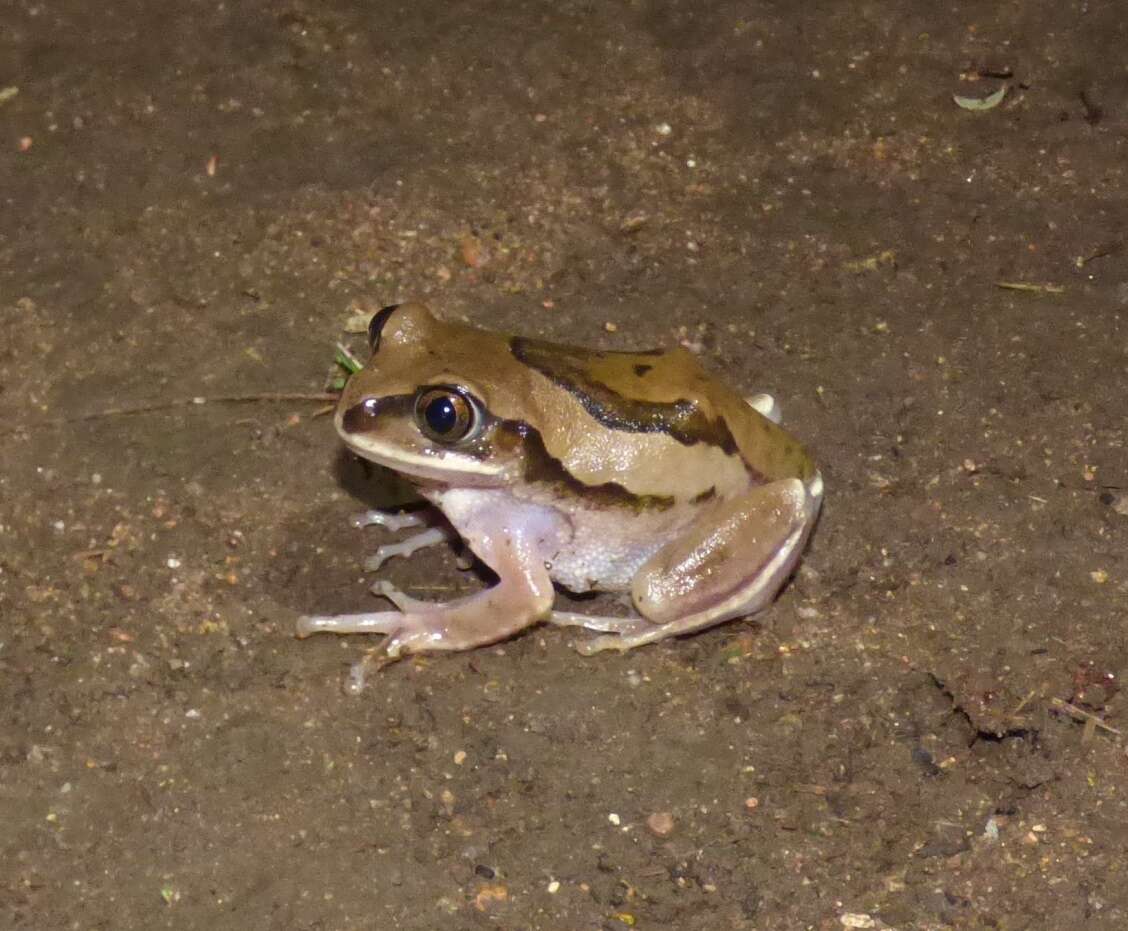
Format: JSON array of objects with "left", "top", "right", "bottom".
[{"left": 334, "top": 343, "right": 364, "bottom": 375}]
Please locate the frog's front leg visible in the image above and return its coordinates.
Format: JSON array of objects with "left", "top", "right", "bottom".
[
  {"left": 363, "top": 526, "right": 452, "bottom": 571},
  {"left": 297, "top": 513, "right": 559, "bottom": 660},
  {"left": 349, "top": 507, "right": 458, "bottom": 571},
  {"left": 571, "top": 474, "right": 822, "bottom": 654}
]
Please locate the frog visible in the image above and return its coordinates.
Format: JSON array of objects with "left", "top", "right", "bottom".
[{"left": 298, "top": 302, "right": 822, "bottom": 666}]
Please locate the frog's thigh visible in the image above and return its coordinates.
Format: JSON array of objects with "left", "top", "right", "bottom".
[{"left": 632, "top": 477, "right": 812, "bottom": 628}]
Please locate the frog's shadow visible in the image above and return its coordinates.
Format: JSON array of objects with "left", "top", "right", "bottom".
[
  {"left": 333, "top": 448, "right": 497, "bottom": 587},
  {"left": 334, "top": 447, "right": 418, "bottom": 513}
]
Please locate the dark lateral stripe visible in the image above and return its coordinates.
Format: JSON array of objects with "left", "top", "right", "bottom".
[
  {"left": 691, "top": 486, "right": 717, "bottom": 505},
  {"left": 341, "top": 393, "right": 414, "bottom": 433},
  {"left": 341, "top": 394, "right": 673, "bottom": 510},
  {"left": 498, "top": 419, "right": 675, "bottom": 512},
  {"left": 510, "top": 337, "right": 738, "bottom": 454}
]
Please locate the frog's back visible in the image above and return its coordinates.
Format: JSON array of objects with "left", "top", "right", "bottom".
[{"left": 503, "top": 336, "right": 816, "bottom": 493}]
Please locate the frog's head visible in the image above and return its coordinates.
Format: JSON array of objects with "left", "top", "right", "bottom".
[{"left": 335, "top": 303, "right": 537, "bottom": 486}]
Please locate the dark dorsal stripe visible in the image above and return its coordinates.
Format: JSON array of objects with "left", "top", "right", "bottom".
[{"left": 510, "top": 337, "right": 738, "bottom": 455}]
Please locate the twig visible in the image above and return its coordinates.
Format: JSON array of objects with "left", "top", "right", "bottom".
[
  {"left": 6, "top": 392, "right": 338, "bottom": 434},
  {"left": 70, "top": 392, "right": 338, "bottom": 421},
  {"left": 1050, "top": 697, "right": 1121, "bottom": 735},
  {"left": 1009, "top": 689, "right": 1038, "bottom": 718}
]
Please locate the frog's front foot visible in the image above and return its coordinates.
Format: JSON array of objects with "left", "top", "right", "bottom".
[
  {"left": 350, "top": 508, "right": 429, "bottom": 532},
  {"left": 363, "top": 527, "right": 451, "bottom": 571}
]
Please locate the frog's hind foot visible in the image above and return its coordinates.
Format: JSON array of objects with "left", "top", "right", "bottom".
[
  {"left": 548, "top": 611, "right": 656, "bottom": 654},
  {"left": 296, "top": 609, "right": 408, "bottom": 639},
  {"left": 369, "top": 579, "right": 436, "bottom": 612}
]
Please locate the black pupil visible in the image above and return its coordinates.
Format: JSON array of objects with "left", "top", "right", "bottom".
[{"left": 425, "top": 396, "right": 459, "bottom": 435}]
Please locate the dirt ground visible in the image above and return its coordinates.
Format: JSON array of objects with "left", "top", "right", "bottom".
[{"left": 2, "top": 1, "right": 1127, "bottom": 928}]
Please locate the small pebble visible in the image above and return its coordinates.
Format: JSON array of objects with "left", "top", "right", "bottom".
[
  {"left": 546, "top": 880, "right": 560, "bottom": 894},
  {"left": 744, "top": 797, "right": 760, "bottom": 811},
  {"left": 646, "top": 811, "right": 674, "bottom": 836},
  {"left": 608, "top": 812, "right": 621, "bottom": 826},
  {"left": 453, "top": 750, "right": 467, "bottom": 765}
]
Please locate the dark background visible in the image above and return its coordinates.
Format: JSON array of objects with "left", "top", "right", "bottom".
[{"left": 2, "top": 1, "right": 1126, "bottom": 928}]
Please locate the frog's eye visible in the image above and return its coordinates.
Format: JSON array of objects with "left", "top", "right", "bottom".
[
  {"left": 368, "top": 304, "right": 401, "bottom": 352},
  {"left": 414, "top": 386, "right": 480, "bottom": 444}
]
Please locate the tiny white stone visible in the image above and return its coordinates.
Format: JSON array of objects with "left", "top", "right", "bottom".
[
  {"left": 608, "top": 812, "right": 621, "bottom": 826},
  {"left": 166, "top": 557, "right": 181, "bottom": 569},
  {"left": 546, "top": 880, "right": 560, "bottom": 894},
  {"left": 185, "top": 708, "right": 202, "bottom": 720}
]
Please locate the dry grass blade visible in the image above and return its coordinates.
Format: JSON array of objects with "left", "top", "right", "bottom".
[{"left": 995, "top": 281, "right": 1065, "bottom": 295}]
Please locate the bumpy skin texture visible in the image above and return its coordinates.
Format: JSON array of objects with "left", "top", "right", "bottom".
[{"left": 298, "top": 303, "right": 822, "bottom": 662}]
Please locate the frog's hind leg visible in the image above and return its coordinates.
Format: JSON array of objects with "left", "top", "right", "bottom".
[
  {"left": 548, "top": 611, "right": 652, "bottom": 635},
  {"left": 297, "top": 513, "right": 560, "bottom": 662},
  {"left": 745, "top": 393, "right": 782, "bottom": 424},
  {"left": 574, "top": 477, "right": 820, "bottom": 654}
]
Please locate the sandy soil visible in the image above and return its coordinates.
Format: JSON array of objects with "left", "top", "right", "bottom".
[{"left": 2, "top": 1, "right": 1127, "bottom": 928}]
